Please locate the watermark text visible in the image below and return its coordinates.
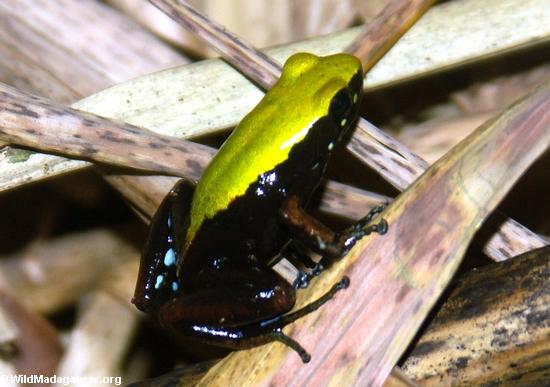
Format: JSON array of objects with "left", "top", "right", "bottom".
[{"left": 1, "top": 374, "right": 122, "bottom": 386}]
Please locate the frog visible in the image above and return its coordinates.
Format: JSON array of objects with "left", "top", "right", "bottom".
[{"left": 132, "top": 52, "right": 387, "bottom": 363}]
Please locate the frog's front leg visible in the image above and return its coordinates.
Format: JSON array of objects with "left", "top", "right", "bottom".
[
  {"left": 133, "top": 179, "right": 194, "bottom": 313},
  {"left": 279, "top": 195, "right": 387, "bottom": 287}
]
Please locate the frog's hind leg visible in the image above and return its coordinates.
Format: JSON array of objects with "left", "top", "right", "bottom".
[
  {"left": 157, "top": 265, "right": 348, "bottom": 363},
  {"left": 132, "top": 179, "right": 194, "bottom": 313}
]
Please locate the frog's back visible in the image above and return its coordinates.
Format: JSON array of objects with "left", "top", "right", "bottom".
[{"left": 185, "top": 53, "right": 362, "bottom": 252}]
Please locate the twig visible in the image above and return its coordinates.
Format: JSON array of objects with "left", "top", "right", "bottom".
[
  {"left": 0, "top": 84, "right": 212, "bottom": 180},
  {"left": 346, "top": 0, "right": 436, "bottom": 71}
]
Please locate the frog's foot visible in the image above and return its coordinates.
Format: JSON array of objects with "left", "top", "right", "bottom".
[
  {"left": 292, "top": 260, "right": 327, "bottom": 289},
  {"left": 266, "top": 330, "right": 311, "bottom": 363},
  {"left": 338, "top": 206, "right": 388, "bottom": 257},
  {"left": 352, "top": 203, "right": 388, "bottom": 231},
  {"left": 346, "top": 203, "right": 389, "bottom": 243}
]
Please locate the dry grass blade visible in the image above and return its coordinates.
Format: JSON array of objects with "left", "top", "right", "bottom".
[
  {"left": 346, "top": 0, "right": 435, "bottom": 71},
  {"left": 345, "top": 0, "right": 434, "bottom": 193},
  {"left": 0, "top": 298, "right": 18, "bottom": 359},
  {"left": 56, "top": 291, "right": 138, "bottom": 384},
  {"left": 349, "top": 119, "right": 428, "bottom": 188},
  {"left": 348, "top": 117, "right": 548, "bottom": 262},
  {"left": 0, "top": 84, "right": 213, "bottom": 180},
  {"left": 384, "top": 367, "right": 419, "bottom": 387},
  {"left": 149, "top": 0, "right": 281, "bottom": 88},
  {"left": 1, "top": 229, "right": 138, "bottom": 314},
  {"left": 198, "top": 82, "right": 549, "bottom": 386}
]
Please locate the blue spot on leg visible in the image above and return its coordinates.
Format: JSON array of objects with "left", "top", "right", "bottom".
[
  {"left": 155, "top": 274, "right": 165, "bottom": 289},
  {"left": 172, "top": 281, "right": 179, "bottom": 291},
  {"left": 164, "top": 248, "right": 176, "bottom": 266}
]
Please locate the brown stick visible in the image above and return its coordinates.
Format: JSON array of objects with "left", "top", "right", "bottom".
[
  {"left": 149, "top": 0, "right": 281, "bottom": 89},
  {"left": 346, "top": 0, "right": 436, "bottom": 71},
  {"left": 0, "top": 84, "right": 212, "bottom": 180}
]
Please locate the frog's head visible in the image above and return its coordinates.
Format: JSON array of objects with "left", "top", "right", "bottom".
[{"left": 275, "top": 52, "right": 363, "bottom": 146}]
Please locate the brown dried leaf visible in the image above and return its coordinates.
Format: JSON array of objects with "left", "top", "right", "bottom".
[{"left": 403, "top": 245, "right": 550, "bottom": 385}]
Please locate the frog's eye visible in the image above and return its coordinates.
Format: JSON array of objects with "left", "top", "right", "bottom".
[{"left": 329, "top": 89, "right": 353, "bottom": 124}]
